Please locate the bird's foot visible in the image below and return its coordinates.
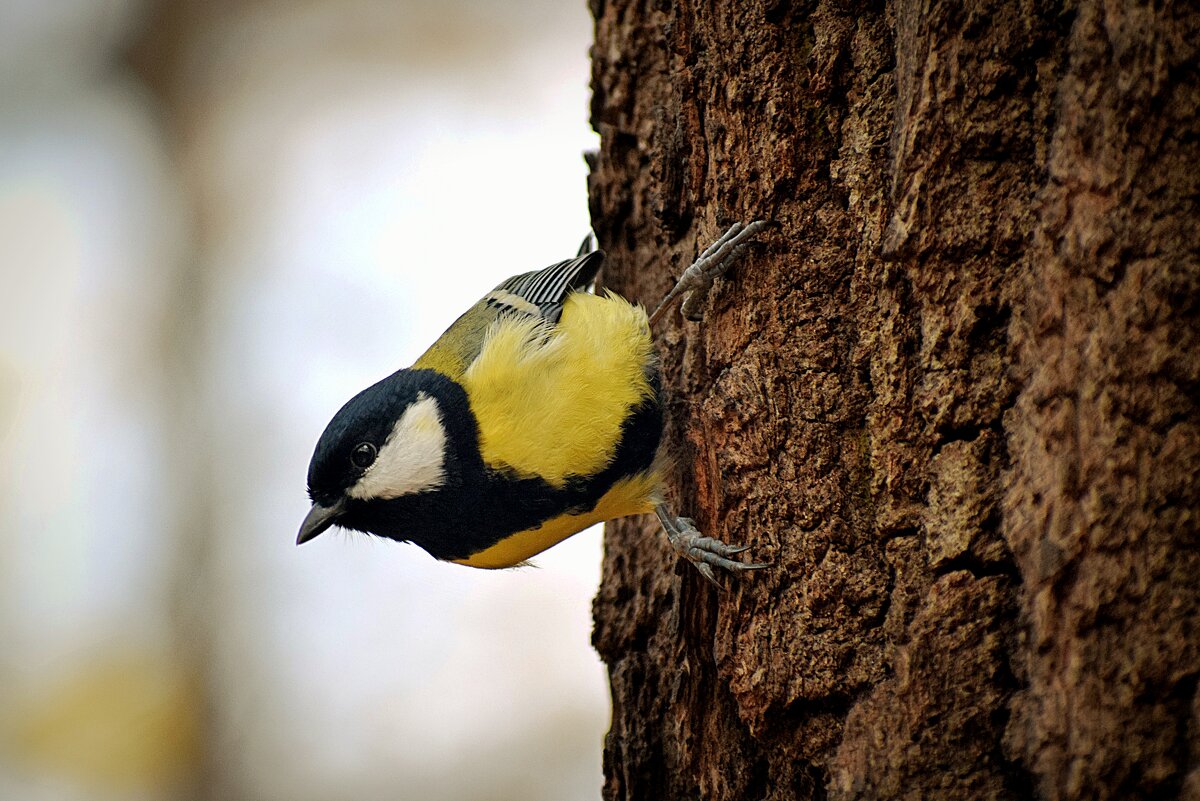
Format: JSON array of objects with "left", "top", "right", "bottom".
[
  {"left": 655, "top": 504, "right": 770, "bottom": 588},
  {"left": 649, "top": 220, "right": 768, "bottom": 326}
]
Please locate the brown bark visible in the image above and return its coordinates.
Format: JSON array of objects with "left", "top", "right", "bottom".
[{"left": 586, "top": 2, "right": 1199, "bottom": 800}]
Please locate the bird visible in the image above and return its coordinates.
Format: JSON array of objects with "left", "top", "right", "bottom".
[{"left": 298, "top": 221, "right": 769, "bottom": 585}]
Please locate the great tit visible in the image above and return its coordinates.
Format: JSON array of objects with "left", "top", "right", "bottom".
[{"left": 298, "top": 221, "right": 768, "bottom": 583}]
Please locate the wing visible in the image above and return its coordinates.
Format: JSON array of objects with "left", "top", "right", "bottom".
[{"left": 412, "top": 250, "right": 604, "bottom": 381}]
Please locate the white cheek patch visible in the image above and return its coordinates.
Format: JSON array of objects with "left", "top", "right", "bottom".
[{"left": 348, "top": 392, "right": 447, "bottom": 500}]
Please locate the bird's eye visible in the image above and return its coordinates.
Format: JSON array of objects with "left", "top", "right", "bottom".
[{"left": 350, "top": 442, "right": 377, "bottom": 469}]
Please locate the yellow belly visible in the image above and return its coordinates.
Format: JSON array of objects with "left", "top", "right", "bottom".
[{"left": 453, "top": 470, "right": 661, "bottom": 569}]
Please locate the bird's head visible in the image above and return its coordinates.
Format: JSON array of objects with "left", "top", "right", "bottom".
[{"left": 298, "top": 369, "right": 462, "bottom": 545}]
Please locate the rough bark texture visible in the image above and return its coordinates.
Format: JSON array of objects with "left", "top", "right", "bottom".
[{"left": 586, "top": 2, "right": 1199, "bottom": 800}]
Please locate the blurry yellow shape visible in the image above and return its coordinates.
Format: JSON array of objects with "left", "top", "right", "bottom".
[{"left": 9, "top": 650, "right": 203, "bottom": 794}]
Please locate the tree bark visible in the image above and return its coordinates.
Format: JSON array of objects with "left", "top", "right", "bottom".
[{"left": 586, "top": 1, "right": 1199, "bottom": 800}]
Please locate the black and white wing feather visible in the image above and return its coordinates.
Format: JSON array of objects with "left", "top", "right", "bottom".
[
  {"left": 413, "top": 249, "right": 606, "bottom": 381},
  {"left": 490, "top": 250, "right": 604, "bottom": 323}
]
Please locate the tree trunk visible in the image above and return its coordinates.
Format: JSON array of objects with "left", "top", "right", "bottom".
[{"left": 586, "top": 1, "right": 1199, "bottom": 799}]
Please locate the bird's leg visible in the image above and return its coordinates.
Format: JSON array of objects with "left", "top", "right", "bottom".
[
  {"left": 655, "top": 504, "right": 770, "bottom": 587},
  {"left": 648, "top": 220, "right": 768, "bottom": 327}
]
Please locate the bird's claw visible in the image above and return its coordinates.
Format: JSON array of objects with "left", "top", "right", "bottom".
[
  {"left": 649, "top": 220, "right": 768, "bottom": 326},
  {"left": 655, "top": 504, "right": 770, "bottom": 588}
]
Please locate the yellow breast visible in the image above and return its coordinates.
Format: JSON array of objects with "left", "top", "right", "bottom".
[{"left": 461, "top": 291, "right": 656, "bottom": 485}]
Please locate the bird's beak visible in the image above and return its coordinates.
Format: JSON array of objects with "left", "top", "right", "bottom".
[{"left": 297, "top": 498, "right": 346, "bottom": 545}]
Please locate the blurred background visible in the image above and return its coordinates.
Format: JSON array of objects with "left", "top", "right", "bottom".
[{"left": 0, "top": 1, "right": 607, "bottom": 799}]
